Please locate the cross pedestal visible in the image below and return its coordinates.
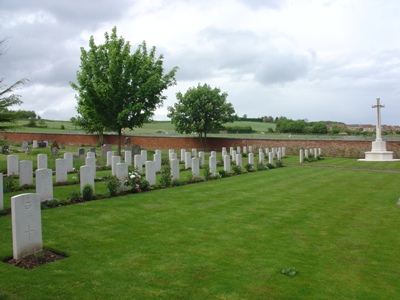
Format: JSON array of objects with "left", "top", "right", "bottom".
[{"left": 359, "top": 98, "right": 400, "bottom": 162}]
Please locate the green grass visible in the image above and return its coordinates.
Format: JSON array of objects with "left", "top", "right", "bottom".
[{"left": 1, "top": 160, "right": 400, "bottom": 299}]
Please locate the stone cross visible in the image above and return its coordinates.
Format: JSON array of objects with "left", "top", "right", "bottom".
[{"left": 372, "top": 97, "right": 384, "bottom": 141}]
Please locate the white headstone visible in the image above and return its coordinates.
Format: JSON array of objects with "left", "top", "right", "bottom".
[
  {"left": 269, "top": 152, "right": 273, "bottom": 164},
  {"left": 198, "top": 152, "right": 205, "bottom": 166},
  {"left": 192, "top": 157, "right": 200, "bottom": 176},
  {"left": 243, "top": 146, "right": 247, "bottom": 154},
  {"left": 231, "top": 150, "right": 237, "bottom": 162},
  {"left": 19, "top": 160, "right": 33, "bottom": 187},
  {"left": 192, "top": 148, "right": 197, "bottom": 157},
  {"left": 209, "top": 156, "right": 217, "bottom": 175},
  {"left": 259, "top": 152, "right": 264, "bottom": 164},
  {"left": 7, "top": 155, "right": 19, "bottom": 176},
  {"left": 32, "top": 140, "right": 38, "bottom": 149},
  {"left": 111, "top": 156, "right": 121, "bottom": 176},
  {"left": 63, "top": 152, "right": 74, "bottom": 172},
  {"left": 185, "top": 152, "right": 192, "bottom": 169},
  {"left": 300, "top": 149, "right": 304, "bottom": 163},
  {"left": 223, "top": 155, "right": 230, "bottom": 173},
  {"left": 154, "top": 150, "right": 162, "bottom": 172},
  {"left": 314, "top": 148, "right": 318, "bottom": 158},
  {"left": 305, "top": 149, "right": 309, "bottom": 158},
  {"left": 168, "top": 149, "right": 175, "bottom": 160},
  {"left": 171, "top": 159, "right": 180, "bottom": 181},
  {"left": 318, "top": 148, "right": 322, "bottom": 156},
  {"left": 282, "top": 147, "right": 286, "bottom": 157},
  {"left": 125, "top": 150, "right": 132, "bottom": 166},
  {"left": 248, "top": 153, "right": 254, "bottom": 165},
  {"left": 211, "top": 151, "right": 217, "bottom": 158},
  {"left": 236, "top": 146, "right": 241, "bottom": 154},
  {"left": 106, "top": 151, "right": 114, "bottom": 166},
  {"left": 141, "top": 150, "right": 147, "bottom": 166},
  {"left": 56, "top": 159, "right": 68, "bottom": 183},
  {"left": 80, "top": 165, "right": 95, "bottom": 193},
  {"left": 249, "top": 146, "right": 253, "bottom": 153},
  {"left": 85, "top": 156, "right": 96, "bottom": 178},
  {"left": 180, "top": 149, "right": 186, "bottom": 162},
  {"left": 229, "top": 147, "right": 234, "bottom": 156},
  {"left": 87, "top": 152, "right": 96, "bottom": 159},
  {"left": 134, "top": 154, "right": 143, "bottom": 173},
  {"left": 236, "top": 154, "right": 242, "bottom": 167},
  {"left": 116, "top": 162, "right": 128, "bottom": 191},
  {"left": 11, "top": 193, "right": 42, "bottom": 260},
  {"left": 35, "top": 168, "right": 53, "bottom": 201},
  {"left": 145, "top": 161, "right": 156, "bottom": 185},
  {"left": 170, "top": 153, "right": 177, "bottom": 161},
  {"left": 37, "top": 154, "right": 47, "bottom": 170}
]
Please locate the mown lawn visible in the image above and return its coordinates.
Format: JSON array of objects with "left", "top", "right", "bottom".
[{"left": 1, "top": 161, "right": 400, "bottom": 299}]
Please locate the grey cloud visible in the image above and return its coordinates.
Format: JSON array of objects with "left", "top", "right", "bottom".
[{"left": 254, "top": 50, "right": 314, "bottom": 85}]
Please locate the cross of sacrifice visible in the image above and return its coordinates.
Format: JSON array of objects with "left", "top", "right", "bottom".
[{"left": 372, "top": 98, "right": 385, "bottom": 141}]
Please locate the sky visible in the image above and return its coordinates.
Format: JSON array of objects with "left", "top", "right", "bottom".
[{"left": 1, "top": 0, "right": 399, "bottom": 125}]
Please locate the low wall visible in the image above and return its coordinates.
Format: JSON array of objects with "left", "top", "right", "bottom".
[{"left": 2, "top": 131, "right": 400, "bottom": 159}]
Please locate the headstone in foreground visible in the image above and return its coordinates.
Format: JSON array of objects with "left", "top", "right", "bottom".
[
  {"left": 37, "top": 154, "right": 47, "bottom": 170},
  {"left": 11, "top": 193, "right": 42, "bottom": 260}
]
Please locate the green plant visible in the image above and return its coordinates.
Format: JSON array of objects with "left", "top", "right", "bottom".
[
  {"left": 159, "top": 165, "right": 172, "bottom": 188},
  {"left": 203, "top": 165, "right": 212, "bottom": 181},
  {"left": 256, "top": 162, "right": 267, "bottom": 171},
  {"left": 275, "top": 160, "right": 284, "bottom": 168},
  {"left": 82, "top": 184, "right": 94, "bottom": 201},
  {"left": 232, "top": 164, "right": 242, "bottom": 175},
  {"left": 106, "top": 175, "right": 121, "bottom": 197},
  {"left": 172, "top": 179, "right": 182, "bottom": 186},
  {"left": 218, "top": 170, "right": 229, "bottom": 178},
  {"left": 3, "top": 175, "right": 18, "bottom": 193},
  {"left": 281, "top": 267, "right": 297, "bottom": 277},
  {"left": 33, "top": 250, "right": 45, "bottom": 261},
  {"left": 266, "top": 163, "right": 275, "bottom": 169},
  {"left": 68, "top": 190, "right": 81, "bottom": 203},
  {"left": 124, "top": 171, "right": 150, "bottom": 192},
  {"left": 244, "top": 163, "right": 254, "bottom": 172}
]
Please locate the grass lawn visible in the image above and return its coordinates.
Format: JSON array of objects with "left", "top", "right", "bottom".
[{"left": 1, "top": 158, "right": 400, "bottom": 299}]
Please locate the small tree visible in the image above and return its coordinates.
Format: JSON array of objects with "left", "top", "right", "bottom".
[
  {"left": 71, "top": 27, "right": 178, "bottom": 155},
  {"left": 168, "top": 83, "right": 236, "bottom": 150}
]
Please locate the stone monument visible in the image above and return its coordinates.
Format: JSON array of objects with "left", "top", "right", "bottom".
[{"left": 359, "top": 98, "right": 400, "bottom": 162}]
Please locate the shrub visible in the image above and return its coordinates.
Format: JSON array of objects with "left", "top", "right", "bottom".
[
  {"left": 266, "top": 163, "right": 275, "bottom": 169},
  {"left": 192, "top": 176, "right": 206, "bottom": 182},
  {"left": 245, "top": 163, "right": 254, "bottom": 172},
  {"left": 106, "top": 175, "right": 121, "bottom": 197},
  {"left": 203, "top": 165, "right": 212, "bottom": 181},
  {"left": 82, "top": 184, "right": 94, "bottom": 201},
  {"left": 159, "top": 165, "right": 172, "bottom": 188},
  {"left": 172, "top": 179, "right": 182, "bottom": 186},
  {"left": 256, "top": 162, "right": 267, "bottom": 171},
  {"left": 242, "top": 153, "right": 248, "bottom": 158},
  {"left": 68, "top": 191, "right": 81, "bottom": 203},
  {"left": 232, "top": 164, "right": 242, "bottom": 175},
  {"left": 218, "top": 170, "right": 229, "bottom": 178},
  {"left": 3, "top": 175, "right": 18, "bottom": 193},
  {"left": 275, "top": 160, "right": 284, "bottom": 168}
]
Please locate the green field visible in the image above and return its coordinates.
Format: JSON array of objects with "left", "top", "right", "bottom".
[{"left": 1, "top": 156, "right": 400, "bottom": 299}]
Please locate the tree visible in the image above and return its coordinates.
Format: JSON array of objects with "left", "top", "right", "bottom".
[
  {"left": 167, "top": 83, "right": 236, "bottom": 150},
  {"left": 0, "top": 37, "right": 28, "bottom": 129},
  {"left": 311, "top": 122, "right": 328, "bottom": 134},
  {"left": 71, "top": 27, "right": 178, "bottom": 154}
]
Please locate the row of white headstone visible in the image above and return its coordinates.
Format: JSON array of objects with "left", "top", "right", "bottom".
[
  {"left": 5, "top": 145, "right": 286, "bottom": 261},
  {"left": 299, "top": 148, "right": 322, "bottom": 163}
]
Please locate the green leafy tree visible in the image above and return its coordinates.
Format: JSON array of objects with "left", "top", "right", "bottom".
[
  {"left": 167, "top": 83, "right": 236, "bottom": 150},
  {"left": 71, "top": 27, "right": 178, "bottom": 154},
  {"left": 311, "top": 122, "right": 328, "bottom": 134},
  {"left": 0, "top": 37, "right": 28, "bottom": 129}
]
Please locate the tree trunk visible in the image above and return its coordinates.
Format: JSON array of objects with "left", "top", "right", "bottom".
[
  {"left": 199, "top": 132, "right": 207, "bottom": 151},
  {"left": 98, "top": 130, "right": 104, "bottom": 146},
  {"left": 117, "top": 128, "right": 122, "bottom": 156}
]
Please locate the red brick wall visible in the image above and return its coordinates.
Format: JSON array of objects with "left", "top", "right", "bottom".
[{"left": 1, "top": 131, "right": 400, "bottom": 159}]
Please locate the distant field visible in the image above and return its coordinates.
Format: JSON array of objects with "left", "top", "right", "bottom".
[{"left": 4, "top": 119, "right": 400, "bottom": 140}]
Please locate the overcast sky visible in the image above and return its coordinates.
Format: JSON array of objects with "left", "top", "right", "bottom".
[{"left": 1, "top": 0, "right": 399, "bottom": 125}]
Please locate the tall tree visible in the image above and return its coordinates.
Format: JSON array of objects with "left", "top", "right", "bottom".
[
  {"left": 71, "top": 27, "right": 178, "bottom": 154},
  {"left": 168, "top": 83, "right": 236, "bottom": 150},
  {"left": 0, "top": 37, "right": 28, "bottom": 129}
]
